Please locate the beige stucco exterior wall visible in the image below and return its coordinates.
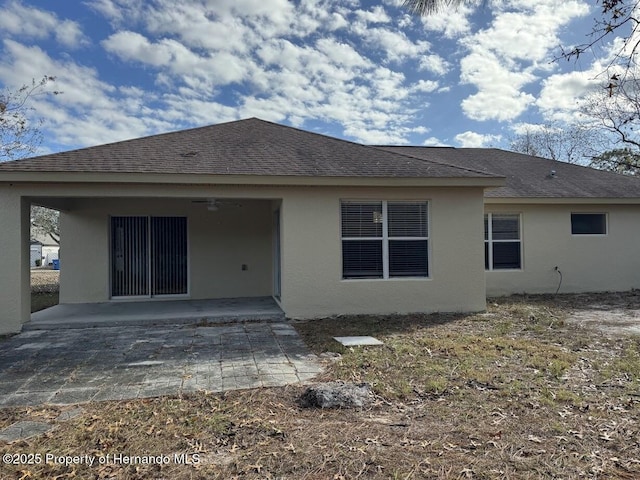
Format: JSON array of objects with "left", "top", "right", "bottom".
[
  {"left": 0, "top": 181, "right": 488, "bottom": 332},
  {"left": 57, "top": 186, "right": 487, "bottom": 316},
  {"left": 279, "top": 186, "right": 487, "bottom": 318},
  {"left": 485, "top": 203, "right": 640, "bottom": 296},
  {"left": 59, "top": 197, "right": 272, "bottom": 303},
  {"left": 0, "top": 188, "right": 31, "bottom": 333}
]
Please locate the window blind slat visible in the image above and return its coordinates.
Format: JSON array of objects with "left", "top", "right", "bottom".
[
  {"left": 342, "top": 240, "right": 383, "bottom": 278},
  {"left": 341, "top": 202, "right": 383, "bottom": 237},
  {"left": 491, "top": 214, "right": 519, "bottom": 240},
  {"left": 387, "top": 203, "right": 428, "bottom": 237},
  {"left": 389, "top": 240, "right": 428, "bottom": 277}
]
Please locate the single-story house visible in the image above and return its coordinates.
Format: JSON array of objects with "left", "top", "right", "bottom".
[
  {"left": 31, "top": 232, "right": 60, "bottom": 266},
  {"left": 1, "top": 118, "right": 639, "bottom": 334}
]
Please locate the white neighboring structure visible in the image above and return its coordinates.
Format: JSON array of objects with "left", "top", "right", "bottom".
[
  {"left": 30, "top": 240, "right": 42, "bottom": 267},
  {"left": 31, "top": 232, "right": 59, "bottom": 266}
]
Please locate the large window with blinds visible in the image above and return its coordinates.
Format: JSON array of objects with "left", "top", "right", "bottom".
[
  {"left": 484, "top": 213, "right": 521, "bottom": 270},
  {"left": 341, "top": 201, "right": 429, "bottom": 279}
]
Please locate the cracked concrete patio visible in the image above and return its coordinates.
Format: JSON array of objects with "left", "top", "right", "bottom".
[{"left": 0, "top": 322, "right": 323, "bottom": 407}]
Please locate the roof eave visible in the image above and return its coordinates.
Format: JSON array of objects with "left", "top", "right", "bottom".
[
  {"left": 485, "top": 196, "right": 640, "bottom": 204},
  {"left": 0, "top": 171, "right": 506, "bottom": 188}
]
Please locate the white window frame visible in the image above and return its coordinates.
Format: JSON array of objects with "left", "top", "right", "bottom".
[
  {"left": 570, "top": 212, "right": 608, "bottom": 236},
  {"left": 485, "top": 212, "right": 522, "bottom": 271},
  {"left": 341, "top": 200, "right": 430, "bottom": 280}
]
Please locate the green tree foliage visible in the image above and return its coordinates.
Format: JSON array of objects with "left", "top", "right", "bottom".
[{"left": 590, "top": 148, "right": 640, "bottom": 174}]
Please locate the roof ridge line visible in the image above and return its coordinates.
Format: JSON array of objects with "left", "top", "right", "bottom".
[
  {"left": 493, "top": 148, "right": 640, "bottom": 181},
  {"left": 373, "top": 146, "right": 499, "bottom": 178},
  {"left": 252, "top": 120, "right": 498, "bottom": 177}
]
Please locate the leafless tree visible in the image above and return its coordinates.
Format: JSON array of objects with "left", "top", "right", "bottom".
[
  {"left": 0, "top": 76, "right": 59, "bottom": 161},
  {"left": 581, "top": 72, "right": 640, "bottom": 150},
  {"left": 1, "top": 77, "right": 62, "bottom": 243},
  {"left": 31, "top": 206, "right": 60, "bottom": 244},
  {"left": 508, "top": 123, "right": 605, "bottom": 164}
]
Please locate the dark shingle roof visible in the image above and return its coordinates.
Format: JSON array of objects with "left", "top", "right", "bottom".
[
  {"left": 0, "top": 118, "right": 495, "bottom": 180},
  {"left": 378, "top": 146, "right": 640, "bottom": 199}
]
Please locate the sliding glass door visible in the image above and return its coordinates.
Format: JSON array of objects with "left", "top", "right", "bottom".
[{"left": 111, "top": 216, "right": 188, "bottom": 298}]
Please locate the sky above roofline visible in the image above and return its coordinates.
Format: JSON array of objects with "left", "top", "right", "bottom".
[{"left": 0, "top": 0, "right": 622, "bottom": 156}]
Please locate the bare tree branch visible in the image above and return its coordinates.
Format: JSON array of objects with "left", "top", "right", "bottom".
[
  {"left": 508, "top": 123, "right": 605, "bottom": 164},
  {"left": 31, "top": 206, "right": 60, "bottom": 245},
  {"left": 0, "top": 76, "right": 60, "bottom": 161}
]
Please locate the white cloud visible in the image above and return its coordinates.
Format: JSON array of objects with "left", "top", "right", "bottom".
[
  {"left": 455, "top": 131, "right": 502, "bottom": 147},
  {"left": 1, "top": 0, "right": 476, "bottom": 149},
  {"left": 103, "top": 32, "right": 250, "bottom": 87},
  {"left": 419, "top": 54, "right": 449, "bottom": 76},
  {"left": 344, "top": 123, "right": 427, "bottom": 144},
  {"left": 92, "top": 1, "right": 438, "bottom": 144},
  {"left": 354, "top": 27, "right": 432, "bottom": 63},
  {"left": 420, "top": 5, "right": 474, "bottom": 38},
  {"left": 536, "top": 69, "right": 601, "bottom": 122},
  {"left": 315, "top": 38, "right": 370, "bottom": 69},
  {"left": 103, "top": 31, "right": 173, "bottom": 66},
  {"left": 460, "top": 50, "right": 536, "bottom": 121},
  {"left": 411, "top": 80, "right": 439, "bottom": 93},
  {"left": 0, "top": 40, "right": 175, "bottom": 148},
  {"left": 422, "top": 136, "right": 448, "bottom": 146},
  {"left": 458, "top": 0, "right": 590, "bottom": 122},
  {"left": 0, "top": 1, "right": 88, "bottom": 48},
  {"left": 86, "top": 0, "right": 126, "bottom": 22},
  {"left": 355, "top": 6, "right": 391, "bottom": 24},
  {"left": 510, "top": 122, "right": 549, "bottom": 135}
]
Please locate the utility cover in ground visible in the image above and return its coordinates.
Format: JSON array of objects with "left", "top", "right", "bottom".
[{"left": 333, "top": 336, "right": 383, "bottom": 346}]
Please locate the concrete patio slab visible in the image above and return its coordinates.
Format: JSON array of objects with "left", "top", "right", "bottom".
[
  {"left": 0, "top": 322, "right": 323, "bottom": 407},
  {"left": 26, "top": 297, "right": 284, "bottom": 330},
  {"left": 0, "top": 421, "right": 53, "bottom": 442}
]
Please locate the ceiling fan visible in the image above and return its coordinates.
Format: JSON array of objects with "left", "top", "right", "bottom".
[{"left": 191, "top": 198, "right": 243, "bottom": 211}]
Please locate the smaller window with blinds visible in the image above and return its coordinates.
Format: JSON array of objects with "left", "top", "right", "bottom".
[
  {"left": 341, "top": 201, "right": 429, "bottom": 279},
  {"left": 484, "top": 213, "right": 521, "bottom": 270},
  {"left": 571, "top": 213, "right": 607, "bottom": 235}
]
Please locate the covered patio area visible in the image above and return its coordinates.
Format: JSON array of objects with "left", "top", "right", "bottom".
[{"left": 26, "top": 297, "right": 284, "bottom": 330}]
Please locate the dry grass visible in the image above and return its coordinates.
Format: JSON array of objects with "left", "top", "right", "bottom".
[
  {"left": 2, "top": 294, "right": 640, "bottom": 479},
  {"left": 31, "top": 269, "right": 59, "bottom": 313}
]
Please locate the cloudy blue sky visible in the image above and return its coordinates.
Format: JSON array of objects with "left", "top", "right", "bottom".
[{"left": 0, "top": 0, "right": 620, "bottom": 154}]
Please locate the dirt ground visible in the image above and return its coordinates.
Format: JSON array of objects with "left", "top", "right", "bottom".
[
  {"left": 563, "top": 291, "right": 640, "bottom": 336},
  {"left": 523, "top": 290, "right": 640, "bottom": 336},
  {"left": 2, "top": 290, "right": 640, "bottom": 479}
]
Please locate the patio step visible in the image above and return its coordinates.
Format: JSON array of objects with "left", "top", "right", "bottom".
[
  {"left": 25, "top": 297, "right": 286, "bottom": 330},
  {"left": 23, "top": 313, "right": 287, "bottom": 330}
]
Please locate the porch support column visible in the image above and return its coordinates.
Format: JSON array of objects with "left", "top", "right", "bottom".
[{"left": 0, "top": 188, "right": 30, "bottom": 334}]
